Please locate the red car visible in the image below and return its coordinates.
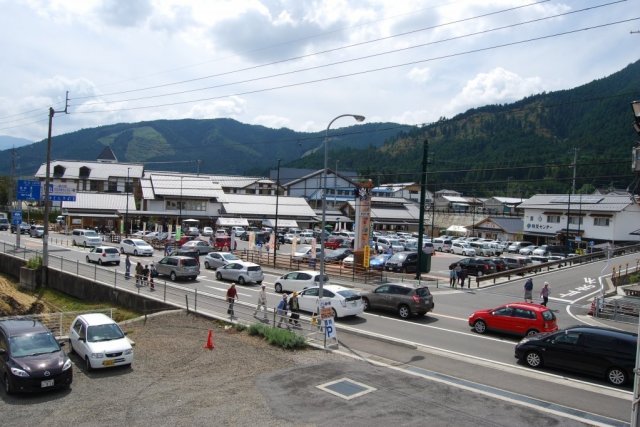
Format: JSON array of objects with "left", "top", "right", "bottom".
[
  {"left": 468, "top": 302, "right": 557, "bottom": 337},
  {"left": 325, "top": 237, "right": 346, "bottom": 250}
]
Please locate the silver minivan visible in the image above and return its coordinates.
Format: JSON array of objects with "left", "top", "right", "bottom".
[
  {"left": 156, "top": 256, "right": 200, "bottom": 281},
  {"left": 71, "top": 229, "right": 102, "bottom": 247},
  {"left": 432, "top": 238, "right": 452, "bottom": 253}
]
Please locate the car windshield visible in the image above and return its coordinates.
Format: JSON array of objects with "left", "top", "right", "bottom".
[
  {"left": 222, "top": 254, "right": 239, "bottom": 261},
  {"left": 85, "top": 230, "right": 99, "bottom": 237},
  {"left": 105, "top": 248, "right": 119, "bottom": 254},
  {"left": 87, "top": 323, "right": 125, "bottom": 342},
  {"left": 9, "top": 332, "right": 60, "bottom": 357},
  {"left": 247, "top": 266, "right": 261, "bottom": 272}
]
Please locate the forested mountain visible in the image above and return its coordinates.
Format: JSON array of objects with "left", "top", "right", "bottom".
[
  {"left": 0, "top": 119, "right": 411, "bottom": 177},
  {"left": 293, "top": 60, "right": 640, "bottom": 197}
]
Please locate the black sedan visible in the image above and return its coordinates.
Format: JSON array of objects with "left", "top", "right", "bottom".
[{"left": 324, "top": 248, "right": 353, "bottom": 263}]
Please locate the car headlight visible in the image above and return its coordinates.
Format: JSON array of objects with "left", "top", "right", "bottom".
[
  {"left": 10, "top": 367, "right": 29, "bottom": 377},
  {"left": 124, "top": 348, "right": 133, "bottom": 355},
  {"left": 91, "top": 353, "right": 104, "bottom": 359},
  {"left": 62, "top": 358, "right": 72, "bottom": 371}
]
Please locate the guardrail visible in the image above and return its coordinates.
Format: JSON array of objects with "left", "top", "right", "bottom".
[{"left": 0, "top": 309, "right": 115, "bottom": 338}]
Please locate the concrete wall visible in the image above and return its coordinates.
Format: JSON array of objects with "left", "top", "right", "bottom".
[{"left": 0, "top": 252, "right": 175, "bottom": 315}]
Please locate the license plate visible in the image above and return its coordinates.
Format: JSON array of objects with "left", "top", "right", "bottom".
[
  {"left": 102, "top": 360, "right": 115, "bottom": 366},
  {"left": 41, "top": 379, "right": 54, "bottom": 388}
]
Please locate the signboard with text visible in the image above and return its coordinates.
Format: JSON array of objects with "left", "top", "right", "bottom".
[
  {"left": 16, "top": 180, "right": 40, "bottom": 201},
  {"left": 48, "top": 183, "right": 77, "bottom": 202}
]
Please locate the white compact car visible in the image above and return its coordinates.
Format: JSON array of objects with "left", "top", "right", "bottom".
[
  {"left": 297, "top": 284, "right": 364, "bottom": 318},
  {"left": 119, "top": 238, "right": 154, "bottom": 256},
  {"left": 68, "top": 313, "right": 133, "bottom": 370},
  {"left": 274, "top": 270, "right": 329, "bottom": 293},
  {"left": 86, "top": 246, "right": 121, "bottom": 265}
]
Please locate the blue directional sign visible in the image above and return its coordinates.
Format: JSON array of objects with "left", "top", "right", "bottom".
[
  {"left": 50, "top": 195, "right": 76, "bottom": 202},
  {"left": 48, "top": 183, "right": 76, "bottom": 202},
  {"left": 16, "top": 180, "right": 41, "bottom": 201},
  {"left": 12, "top": 210, "right": 22, "bottom": 225}
]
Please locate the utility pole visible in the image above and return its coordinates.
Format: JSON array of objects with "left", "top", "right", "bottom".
[
  {"left": 42, "top": 92, "right": 69, "bottom": 287},
  {"left": 416, "top": 139, "right": 428, "bottom": 280}
]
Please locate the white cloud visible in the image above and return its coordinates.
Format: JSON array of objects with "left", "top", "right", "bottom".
[
  {"left": 407, "top": 67, "right": 430, "bottom": 83},
  {"left": 253, "top": 114, "right": 291, "bottom": 129}
]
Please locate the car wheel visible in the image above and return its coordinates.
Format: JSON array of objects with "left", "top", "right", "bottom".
[
  {"left": 133, "top": 250, "right": 138, "bottom": 256},
  {"left": 275, "top": 283, "right": 282, "bottom": 293},
  {"left": 398, "top": 304, "right": 410, "bottom": 319},
  {"left": 204, "top": 261, "right": 210, "bottom": 269},
  {"left": 525, "top": 329, "right": 539, "bottom": 337},
  {"left": 85, "top": 356, "right": 93, "bottom": 372},
  {"left": 473, "top": 320, "right": 487, "bottom": 334},
  {"left": 4, "top": 374, "right": 15, "bottom": 395},
  {"left": 524, "top": 351, "right": 543, "bottom": 368},
  {"left": 362, "top": 297, "right": 370, "bottom": 311},
  {"left": 98, "top": 259, "right": 103, "bottom": 265},
  {"left": 216, "top": 271, "right": 222, "bottom": 280},
  {"left": 331, "top": 308, "right": 338, "bottom": 319},
  {"left": 86, "top": 256, "right": 91, "bottom": 263},
  {"left": 607, "top": 367, "right": 627, "bottom": 386},
  {"left": 238, "top": 276, "right": 246, "bottom": 285},
  {"left": 170, "top": 271, "right": 177, "bottom": 281}
]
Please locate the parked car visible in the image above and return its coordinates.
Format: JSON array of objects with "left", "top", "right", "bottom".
[
  {"left": 283, "top": 233, "right": 298, "bottom": 244},
  {"left": 502, "top": 256, "right": 530, "bottom": 270},
  {"left": 68, "top": 313, "right": 134, "bottom": 371},
  {"left": 0, "top": 218, "right": 9, "bottom": 231},
  {"left": 292, "top": 245, "right": 323, "bottom": 260},
  {"left": 297, "top": 285, "right": 364, "bottom": 318},
  {"left": 519, "top": 245, "right": 538, "bottom": 256},
  {"left": 449, "top": 258, "right": 497, "bottom": 276},
  {"left": 274, "top": 270, "right": 329, "bottom": 293},
  {"left": 324, "top": 248, "right": 353, "bottom": 263},
  {"left": 230, "top": 226, "right": 246, "bottom": 238},
  {"left": 203, "top": 251, "right": 240, "bottom": 269},
  {"left": 507, "top": 241, "right": 534, "bottom": 253},
  {"left": 120, "top": 238, "right": 154, "bottom": 256},
  {"left": 202, "top": 226, "right": 214, "bottom": 236},
  {"left": 469, "top": 302, "right": 557, "bottom": 337},
  {"left": 384, "top": 251, "right": 418, "bottom": 273},
  {"left": 10, "top": 222, "right": 30, "bottom": 234},
  {"left": 215, "top": 261, "right": 264, "bottom": 285},
  {"left": 71, "top": 228, "right": 102, "bottom": 247},
  {"left": 360, "top": 283, "right": 434, "bottom": 319},
  {"left": 515, "top": 325, "right": 637, "bottom": 386},
  {"left": 375, "top": 237, "right": 405, "bottom": 253},
  {"left": 325, "top": 237, "right": 347, "bottom": 250},
  {"left": 369, "top": 253, "right": 392, "bottom": 270},
  {"left": 179, "top": 240, "right": 214, "bottom": 255},
  {"left": 86, "top": 246, "right": 121, "bottom": 265},
  {"left": 29, "top": 225, "right": 45, "bottom": 238},
  {"left": 0, "top": 318, "right": 73, "bottom": 394},
  {"left": 490, "top": 258, "right": 508, "bottom": 272},
  {"left": 156, "top": 255, "right": 200, "bottom": 281},
  {"left": 185, "top": 227, "right": 200, "bottom": 236},
  {"left": 299, "top": 231, "right": 315, "bottom": 244},
  {"left": 342, "top": 254, "right": 354, "bottom": 267},
  {"left": 532, "top": 245, "right": 550, "bottom": 256},
  {"left": 451, "top": 242, "right": 476, "bottom": 256},
  {"left": 432, "top": 238, "right": 452, "bottom": 252}
]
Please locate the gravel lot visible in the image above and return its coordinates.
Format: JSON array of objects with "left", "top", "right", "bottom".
[{"left": 0, "top": 310, "right": 337, "bottom": 427}]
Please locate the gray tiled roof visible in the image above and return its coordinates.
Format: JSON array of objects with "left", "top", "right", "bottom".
[
  {"left": 35, "top": 161, "right": 144, "bottom": 179},
  {"left": 519, "top": 194, "right": 633, "bottom": 212},
  {"left": 141, "top": 173, "right": 225, "bottom": 199},
  {"left": 61, "top": 192, "right": 135, "bottom": 211},
  {"left": 222, "top": 194, "right": 316, "bottom": 218}
]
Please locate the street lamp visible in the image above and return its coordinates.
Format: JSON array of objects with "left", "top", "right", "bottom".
[
  {"left": 319, "top": 114, "right": 365, "bottom": 300},
  {"left": 273, "top": 159, "right": 281, "bottom": 268}
]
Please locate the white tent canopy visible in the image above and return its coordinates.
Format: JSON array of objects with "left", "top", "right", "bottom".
[
  {"left": 447, "top": 225, "right": 467, "bottom": 234},
  {"left": 216, "top": 217, "right": 249, "bottom": 227},
  {"left": 262, "top": 219, "right": 298, "bottom": 228}
]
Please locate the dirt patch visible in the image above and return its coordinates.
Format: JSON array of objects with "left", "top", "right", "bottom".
[{"left": 0, "top": 274, "right": 47, "bottom": 316}]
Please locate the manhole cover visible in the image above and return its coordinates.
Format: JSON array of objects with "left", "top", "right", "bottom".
[{"left": 316, "top": 378, "right": 376, "bottom": 400}]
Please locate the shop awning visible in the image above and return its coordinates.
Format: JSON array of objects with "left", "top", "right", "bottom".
[
  {"left": 262, "top": 219, "right": 298, "bottom": 228},
  {"left": 446, "top": 225, "right": 467, "bottom": 233},
  {"left": 216, "top": 217, "right": 249, "bottom": 227},
  {"left": 66, "top": 213, "right": 120, "bottom": 218}
]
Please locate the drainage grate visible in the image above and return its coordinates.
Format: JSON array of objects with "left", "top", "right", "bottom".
[{"left": 316, "top": 378, "right": 377, "bottom": 400}]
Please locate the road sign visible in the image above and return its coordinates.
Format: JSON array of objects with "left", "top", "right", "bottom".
[
  {"left": 12, "top": 210, "right": 22, "bottom": 224},
  {"left": 16, "top": 180, "right": 41, "bottom": 201},
  {"left": 323, "top": 318, "right": 337, "bottom": 339},
  {"left": 48, "top": 183, "right": 76, "bottom": 202},
  {"left": 319, "top": 299, "right": 334, "bottom": 320}
]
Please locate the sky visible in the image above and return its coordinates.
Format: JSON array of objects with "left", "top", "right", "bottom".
[{"left": 0, "top": 0, "right": 638, "bottom": 142}]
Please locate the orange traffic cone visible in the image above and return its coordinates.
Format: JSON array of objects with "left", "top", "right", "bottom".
[{"left": 203, "top": 329, "right": 215, "bottom": 350}]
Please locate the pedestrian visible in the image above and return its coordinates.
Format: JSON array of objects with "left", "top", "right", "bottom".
[
  {"left": 148, "top": 262, "right": 156, "bottom": 290},
  {"left": 449, "top": 266, "right": 456, "bottom": 287},
  {"left": 125, "top": 255, "right": 131, "bottom": 279},
  {"left": 524, "top": 278, "right": 534, "bottom": 303},
  {"left": 142, "top": 264, "right": 149, "bottom": 286},
  {"left": 374, "top": 242, "right": 379, "bottom": 254},
  {"left": 226, "top": 284, "right": 238, "bottom": 319},
  {"left": 540, "top": 282, "right": 550, "bottom": 306},
  {"left": 454, "top": 263, "right": 462, "bottom": 288},
  {"left": 135, "top": 262, "right": 144, "bottom": 286},
  {"left": 253, "top": 284, "right": 268, "bottom": 320},
  {"left": 458, "top": 268, "right": 467, "bottom": 288},
  {"left": 276, "top": 294, "right": 288, "bottom": 328},
  {"left": 288, "top": 292, "right": 300, "bottom": 327}
]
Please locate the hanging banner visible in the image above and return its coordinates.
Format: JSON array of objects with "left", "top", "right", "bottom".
[{"left": 354, "top": 180, "right": 373, "bottom": 251}]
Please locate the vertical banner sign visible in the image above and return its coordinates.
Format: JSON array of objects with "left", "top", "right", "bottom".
[
  {"left": 354, "top": 180, "right": 373, "bottom": 251},
  {"left": 363, "top": 245, "right": 370, "bottom": 268},
  {"left": 319, "top": 300, "right": 337, "bottom": 339}
]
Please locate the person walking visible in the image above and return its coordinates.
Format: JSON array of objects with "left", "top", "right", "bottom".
[
  {"left": 454, "top": 264, "right": 462, "bottom": 288},
  {"left": 288, "top": 292, "right": 300, "bottom": 327},
  {"left": 142, "top": 264, "right": 150, "bottom": 287},
  {"left": 276, "top": 294, "right": 289, "bottom": 328},
  {"left": 253, "top": 284, "right": 268, "bottom": 320},
  {"left": 226, "top": 284, "right": 238, "bottom": 319},
  {"left": 135, "top": 262, "right": 144, "bottom": 286},
  {"left": 148, "top": 262, "right": 156, "bottom": 290},
  {"left": 524, "top": 278, "right": 534, "bottom": 303},
  {"left": 540, "top": 282, "right": 550, "bottom": 306},
  {"left": 125, "top": 255, "right": 131, "bottom": 279},
  {"left": 449, "top": 267, "right": 456, "bottom": 287}
]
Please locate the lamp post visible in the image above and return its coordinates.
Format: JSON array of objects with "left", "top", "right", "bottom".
[
  {"left": 273, "top": 159, "right": 281, "bottom": 268},
  {"left": 319, "top": 114, "right": 365, "bottom": 300}
]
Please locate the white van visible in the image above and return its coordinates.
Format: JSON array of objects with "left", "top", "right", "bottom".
[
  {"left": 71, "top": 229, "right": 102, "bottom": 247},
  {"left": 299, "top": 231, "right": 315, "bottom": 244},
  {"left": 432, "top": 238, "right": 452, "bottom": 253}
]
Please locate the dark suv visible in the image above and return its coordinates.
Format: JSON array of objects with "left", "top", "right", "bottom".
[
  {"left": 515, "top": 325, "right": 637, "bottom": 386},
  {"left": 360, "top": 283, "right": 434, "bottom": 319},
  {"left": 384, "top": 251, "right": 418, "bottom": 273},
  {"left": 449, "top": 258, "right": 496, "bottom": 276},
  {"left": 0, "top": 218, "right": 9, "bottom": 231},
  {"left": 0, "top": 319, "right": 73, "bottom": 394}
]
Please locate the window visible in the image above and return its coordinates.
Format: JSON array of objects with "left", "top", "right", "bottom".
[
  {"left": 593, "top": 217, "right": 610, "bottom": 227},
  {"left": 90, "top": 180, "right": 101, "bottom": 191},
  {"left": 568, "top": 216, "right": 583, "bottom": 225},
  {"left": 546, "top": 215, "right": 561, "bottom": 223},
  {"left": 108, "top": 178, "right": 118, "bottom": 192}
]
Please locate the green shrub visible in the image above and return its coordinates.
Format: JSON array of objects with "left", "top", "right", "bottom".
[
  {"left": 26, "top": 256, "right": 43, "bottom": 269},
  {"left": 247, "top": 323, "right": 307, "bottom": 350}
]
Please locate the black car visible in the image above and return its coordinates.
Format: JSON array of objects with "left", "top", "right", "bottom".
[
  {"left": 384, "top": 251, "right": 418, "bottom": 273},
  {"left": 324, "top": 248, "right": 353, "bottom": 263},
  {"left": 0, "top": 319, "right": 73, "bottom": 394},
  {"left": 10, "top": 222, "right": 30, "bottom": 234},
  {"left": 515, "top": 325, "right": 637, "bottom": 386},
  {"left": 449, "top": 258, "right": 496, "bottom": 276},
  {"left": 0, "top": 218, "right": 9, "bottom": 231},
  {"left": 360, "top": 283, "right": 434, "bottom": 319}
]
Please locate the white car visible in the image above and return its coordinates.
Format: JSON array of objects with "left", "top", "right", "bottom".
[
  {"left": 283, "top": 233, "right": 298, "bottom": 244},
  {"left": 119, "top": 238, "right": 154, "bottom": 256},
  {"left": 202, "top": 226, "right": 214, "bottom": 236},
  {"left": 274, "top": 270, "right": 329, "bottom": 293},
  {"left": 215, "top": 261, "right": 264, "bottom": 285},
  {"left": 203, "top": 252, "right": 241, "bottom": 269},
  {"left": 519, "top": 245, "right": 538, "bottom": 256},
  {"left": 86, "top": 246, "right": 121, "bottom": 265},
  {"left": 451, "top": 242, "right": 476, "bottom": 256},
  {"left": 68, "top": 313, "right": 133, "bottom": 370},
  {"left": 292, "top": 245, "right": 323, "bottom": 260},
  {"left": 342, "top": 254, "right": 354, "bottom": 267},
  {"left": 297, "top": 285, "right": 364, "bottom": 319}
]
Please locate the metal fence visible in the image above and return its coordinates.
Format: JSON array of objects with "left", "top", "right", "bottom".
[
  {"left": 591, "top": 296, "right": 640, "bottom": 324},
  {"left": 0, "top": 308, "right": 114, "bottom": 338}
]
